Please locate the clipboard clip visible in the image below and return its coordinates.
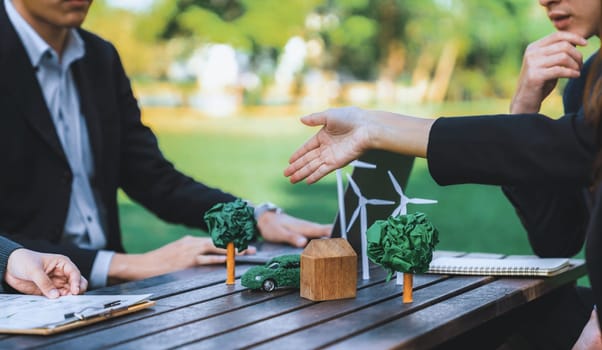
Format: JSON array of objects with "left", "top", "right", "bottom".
[
  {"left": 64, "top": 300, "right": 125, "bottom": 320},
  {"left": 44, "top": 300, "right": 125, "bottom": 329}
]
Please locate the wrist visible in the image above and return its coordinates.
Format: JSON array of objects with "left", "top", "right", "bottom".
[
  {"left": 510, "top": 93, "right": 541, "bottom": 114},
  {"left": 109, "top": 253, "right": 147, "bottom": 281},
  {"left": 372, "top": 111, "right": 433, "bottom": 158},
  {"left": 253, "top": 202, "right": 283, "bottom": 221}
]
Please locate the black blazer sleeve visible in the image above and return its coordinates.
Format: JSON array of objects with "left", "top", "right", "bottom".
[
  {"left": 0, "top": 235, "right": 22, "bottom": 293},
  {"left": 501, "top": 186, "right": 588, "bottom": 257},
  {"left": 427, "top": 112, "right": 594, "bottom": 187}
]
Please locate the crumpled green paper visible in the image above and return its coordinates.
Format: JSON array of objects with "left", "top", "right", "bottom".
[
  {"left": 204, "top": 199, "right": 258, "bottom": 250},
  {"left": 367, "top": 212, "right": 439, "bottom": 280}
]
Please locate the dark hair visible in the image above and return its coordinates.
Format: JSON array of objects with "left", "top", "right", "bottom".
[{"left": 586, "top": 28, "right": 602, "bottom": 185}]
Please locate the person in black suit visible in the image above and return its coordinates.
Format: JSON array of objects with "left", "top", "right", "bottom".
[
  {"left": 0, "top": 235, "right": 87, "bottom": 297},
  {"left": 284, "top": 0, "right": 601, "bottom": 348},
  {"left": 0, "top": 0, "right": 331, "bottom": 289}
]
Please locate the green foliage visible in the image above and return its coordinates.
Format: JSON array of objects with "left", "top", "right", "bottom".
[
  {"left": 236, "top": 0, "right": 320, "bottom": 48},
  {"left": 331, "top": 15, "right": 376, "bottom": 47},
  {"left": 179, "top": 7, "right": 251, "bottom": 48},
  {"left": 134, "top": 0, "right": 182, "bottom": 42},
  {"left": 136, "top": 0, "right": 320, "bottom": 52},
  {"left": 91, "top": 0, "right": 584, "bottom": 99},
  {"left": 205, "top": 199, "right": 257, "bottom": 250}
]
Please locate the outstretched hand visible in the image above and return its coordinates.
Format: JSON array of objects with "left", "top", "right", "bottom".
[
  {"left": 510, "top": 31, "right": 587, "bottom": 114},
  {"left": 5, "top": 249, "right": 87, "bottom": 298},
  {"left": 109, "top": 235, "right": 257, "bottom": 282},
  {"left": 284, "top": 107, "right": 370, "bottom": 184}
]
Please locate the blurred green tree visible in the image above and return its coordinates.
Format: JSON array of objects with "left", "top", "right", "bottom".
[
  {"left": 88, "top": 0, "right": 560, "bottom": 101},
  {"left": 84, "top": 0, "right": 167, "bottom": 78}
]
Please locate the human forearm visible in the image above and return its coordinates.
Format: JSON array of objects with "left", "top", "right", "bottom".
[
  {"left": 108, "top": 236, "right": 229, "bottom": 283},
  {"left": 108, "top": 253, "right": 152, "bottom": 282},
  {"left": 510, "top": 90, "right": 544, "bottom": 114},
  {"left": 287, "top": 107, "right": 437, "bottom": 184},
  {"left": 366, "top": 110, "right": 435, "bottom": 158}
]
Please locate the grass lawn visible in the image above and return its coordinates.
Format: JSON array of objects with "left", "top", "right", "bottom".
[{"left": 119, "top": 99, "right": 587, "bottom": 285}]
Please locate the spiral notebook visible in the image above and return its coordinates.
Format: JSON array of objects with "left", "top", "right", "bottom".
[{"left": 426, "top": 256, "right": 571, "bottom": 277}]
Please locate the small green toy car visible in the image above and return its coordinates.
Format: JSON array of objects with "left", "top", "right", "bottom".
[{"left": 241, "top": 254, "right": 300, "bottom": 292}]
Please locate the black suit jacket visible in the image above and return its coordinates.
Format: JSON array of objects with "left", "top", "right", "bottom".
[
  {"left": 426, "top": 55, "right": 598, "bottom": 258},
  {"left": 0, "top": 5, "right": 236, "bottom": 278},
  {"left": 426, "top": 56, "right": 602, "bottom": 335}
]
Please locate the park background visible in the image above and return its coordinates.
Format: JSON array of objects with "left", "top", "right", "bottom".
[{"left": 86, "top": 0, "right": 599, "bottom": 284}]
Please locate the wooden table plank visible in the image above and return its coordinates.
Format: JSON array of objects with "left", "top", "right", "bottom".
[
  {"left": 105, "top": 268, "right": 390, "bottom": 350},
  {"left": 21, "top": 281, "right": 294, "bottom": 349},
  {"left": 0, "top": 255, "right": 585, "bottom": 350},
  {"left": 89, "top": 265, "right": 254, "bottom": 298},
  {"left": 250, "top": 276, "right": 492, "bottom": 350},
  {"left": 326, "top": 262, "right": 586, "bottom": 349},
  {"left": 15, "top": 267, "right": 386, "bottom": 350},
  {"left": 148, "top": 274, "right": 448, "bottom": 350}
]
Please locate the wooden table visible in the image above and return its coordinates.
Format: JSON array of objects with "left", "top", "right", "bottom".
[{"left": 0, "top": 250, "right": 586, "bottom": 349}]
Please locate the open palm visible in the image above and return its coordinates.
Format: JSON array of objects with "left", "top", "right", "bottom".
[{"left": 286, "top": 107, "right": 370, "bottom": 184}]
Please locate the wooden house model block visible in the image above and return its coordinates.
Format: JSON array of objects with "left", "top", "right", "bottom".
[{"left": 300, "top": 238, "right": 357, "bottom": 301}]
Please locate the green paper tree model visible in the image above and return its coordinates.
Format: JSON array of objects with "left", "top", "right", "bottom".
[
  {"left": 204, "top": 199, "right": 258, "bottom": 285},
  {"left": 367, "top": 212, "right": 439, "bottom": 303}
]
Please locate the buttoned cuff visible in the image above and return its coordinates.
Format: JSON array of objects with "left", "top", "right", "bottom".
[{"left": 89, "top": 250, "right": 115, "bottom": 289}]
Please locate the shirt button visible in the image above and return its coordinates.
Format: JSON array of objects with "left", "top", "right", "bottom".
[{"left": 87, "top": 216, "right": 92, "bottom": 222}]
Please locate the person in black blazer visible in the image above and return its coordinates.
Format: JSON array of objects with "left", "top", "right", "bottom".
[
  {"left": 0, "top": 235, "right": 87, "bottom": 297},
  {"left": 285, "top": 0, "right": 602, "bottom": 348},
  {"left": 1, "top": 0, "right": 330, "bottom": 288}
]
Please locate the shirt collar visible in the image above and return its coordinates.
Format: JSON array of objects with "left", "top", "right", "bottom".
[{"left": 4, "top": 0, "right": 85, "bottom": 69}]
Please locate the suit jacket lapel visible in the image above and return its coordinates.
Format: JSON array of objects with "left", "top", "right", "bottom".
[{"left": 0, "top": 4, "right": 67, "bottom": 164}]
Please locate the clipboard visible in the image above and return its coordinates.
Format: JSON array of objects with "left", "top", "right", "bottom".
[{"left": 0, "top": 294, "right": 155, "bottom": 335}]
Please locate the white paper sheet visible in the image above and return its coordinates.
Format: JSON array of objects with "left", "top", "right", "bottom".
[{"left": 0, "top": 294, "right": 152, "bottom": 330}]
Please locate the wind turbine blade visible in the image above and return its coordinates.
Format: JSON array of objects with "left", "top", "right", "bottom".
[
  {"left": 408, "top": 198, "right": 438, "bottom": 204},
  {"left": 346, "top": 173, "right": 361, "bottom": 196},
  {"left": 392, "top": 206, "right": 401, "bottom": 217},
  {"left": 387, "top": 170, "right": 403, "bottom": 195},
  {"left": 367, "top": 199, "right": 395, "bottom": 205},
  {"left": 347, "top": 206, "right": 361, "bottom": 232},
  {"left": 350, "top": 160, "right": 376, "bottom": 169}
]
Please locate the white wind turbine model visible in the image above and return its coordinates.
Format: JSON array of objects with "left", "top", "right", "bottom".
[
  {"left": 387, "top": 170, "right": 438, "bottom": 284},
  {"left": 346, "top": 173, "right": 395, "bottom": 280},
  {"left": 388, "top": 170, "right": 437, "bottom": 216},
  {"left": 335, "top": 160, "right": 376, "bottom": 240}
]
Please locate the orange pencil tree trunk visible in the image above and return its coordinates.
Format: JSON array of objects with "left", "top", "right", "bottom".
[
  {"left": 226, "top": 242, "right": 235, "bottom": 285},
  {"left": 403, "top": 273, "right": 413, "bottom": 303}
]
